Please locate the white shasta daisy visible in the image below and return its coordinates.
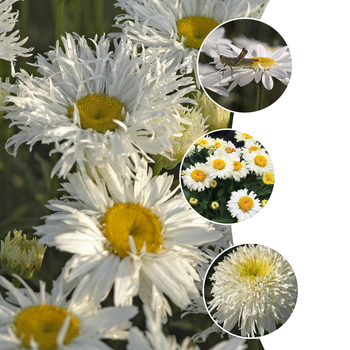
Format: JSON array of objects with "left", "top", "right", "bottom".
[
  {"left": 234, "top": 131, "right": 256, "bottom": 144},
  {"left": 181, "top": 162, "right": 214, "bottom": 192},
  {"left": 128, "top": 305, "right": 247, "bottom": 350},
  {"left": 213, "top": 44, "right": 292, "bottom": 91},
  {"left": 208, "top": 244, "right": 297, "bottom": 337},
  {"left": 4, "top": 33, "right": 195, "bottom": 178},
  {"left": 227, "top": 154, "right": 249, "bottom": 182},
  {"left": 245, "top": 149, "right": 274, "bottom": 176},
  {"left": 226, "top": 188, "right": 262, "bottom": 222},
  {"left": 0, "top": 275, "right": 137, "bottom": 349},
  {"left": 35, "top": 161, "right": 222, "bottom": 316},
  {"left": 206, "top": 153, "right": 233, "bottom": 179},
  {"left": 0, "top": 0, "right": 32, "bottom": 73},
  {"left": 112, "top": 0, "right": 269, "bottom": 78}
]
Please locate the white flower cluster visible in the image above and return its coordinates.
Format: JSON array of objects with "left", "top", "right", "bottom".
[{"left": 181, "top": 131, "right": 274, "bottom": 222}]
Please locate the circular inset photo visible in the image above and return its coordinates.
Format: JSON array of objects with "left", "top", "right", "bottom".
[
  {"left": 198, "top": 18, "right": 292, "bottom": 112},
  {"left": 180, "top": 129, "right": 274, "bottom": 224},
  {"left": 203, "top": 244, "right": 298, "bottom": 338}
]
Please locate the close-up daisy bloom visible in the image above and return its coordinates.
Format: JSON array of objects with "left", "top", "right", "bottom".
[
  {"left": 220, "top": 43, "right": 292, "bottom": 91},
  {"left": 226, "top": 188, "right": 262, "bottom": 222},
  {"left": 0, "top": 0, "right": 32, "bottom": 73},
  {"left": 0, "top": 275, "right": 138, "bottom": 349},
  {"left": 3, "top": 33, "right": 195, "bottom": 178},
  {"left": 229, "top": 155, "right": 249, "bottom": 182},
  {"left": 206, "top": 153, "right": 233, "bottom": 179},
  {"left": 245, "top": 149, "right": 274, "bottom": 176},
  {"left": 181, "top": 162, "right": 214, "bottom": 192},
  {"left": 35, "top": 161, "right": 222, "bottom": 316},
  {"left": 206, "top": 244, "right": 298, "bottom": 337},
  {"left": 112, "top": 0, "right": 269, "bottom": 79}
]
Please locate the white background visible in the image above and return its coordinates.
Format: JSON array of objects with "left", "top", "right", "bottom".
[{"left": 231, "top": 1, "right": 350, "bottom": 349}]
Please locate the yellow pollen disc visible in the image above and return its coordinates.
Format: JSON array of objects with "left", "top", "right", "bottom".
[
  {"left": 68, "top": 93, "right": 126, "bottom": 133},
  {"left": 177, "top": 16, "right": 219, "bottom": 49},
  {"left": 249, "top": 145, "right": 260, "bottom": 153},
  {"left": 263, "top": 172, "right": 274, "bottom": 185},
  {"left": 213, "top": 159, "right": 226, "bottom": 170},
  {"left": 238, "top": 196, "right": 254, "bottom": 212},
  {"left": 251, "top": 57, "right": 277, "bottom": 69},
  {"left": 254, "top": 155, "right": 267, "bottom": 167},
  {"left": 200, "top": 139, "right": 208, "bottom": 146},
  {"left": 233, "top": 161, "right": 242, "bottom": 171},
  {"left": 101, "top": 203, "right": 163, "bottom": 258},
  {"left": 213, "top": 141, "right": 221, "bottom": 148},
  {"left": 242, "top": 133, "right": 252, "bottom": 139},
  {"left": 236, "top": 256, "right": 273, "bottom": 282},
  {"left": 225, "top": 147, "right": 236, "bottom": 153},
  {"left": 190, "top": 169, "right": 206, "bottom": 182},
  {"left": 14, "top": 305, "right": 79, "bottom": 349}
]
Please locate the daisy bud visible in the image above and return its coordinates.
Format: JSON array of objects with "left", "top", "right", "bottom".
[
  {"left": 0, "top": 230, "right": 47, "bottom": 279},
  {"left": 261, "top": 199, "right": 268, "bottom": 207},
  {"left": 195, "top": 91, "right": 231, "bottom": 131},
  {"left": 211, "top": 201, "right": 220, "bottom": 210},
  {"left": 189, "top": 198, "right": 198, "bottom": 206},
  {"left": 210, "top": 179, "right": 218, "bottom": 188}
]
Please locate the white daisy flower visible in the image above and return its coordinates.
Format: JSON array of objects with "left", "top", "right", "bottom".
[
  {"left": 234, "top": 131, "right": 256, "bottom": 144},
  {"left": 245, "top": 149, "right": 274, "bottom": 176},
  {"left": 241, "top": 140, "right": 263, "bottom": 159},
  {"left": 4, "top": 33, "right": 195, "bottom": 178},
  {"left": 35, "top": 161, "right": 222, "bottom": 316},
  {"left": 0, "top": 0, "right": 32, "bottom": 73},
  {"left": 213, "top": 44, "right": 292, "bottom": 91},
  {"left": 206, "top": 153, "right": 233, "bottom": 179},
  {"left": 112, "top": 0, "right": 270, "bottom": 78},
  {"left": 208, "top": 244, "right": 298, "bottom": 337},
  {"left": 226, "top": 153, "right": 249, "bottom": 182},
  {"left": 0, "top": 275, "right": 138, "bottom": 349},
  {"left": 226, "top": 188, "right": 262, "bottom": 222},
  {"left": 128, "top": 306, "right": 247, "bottom": 350},
  {"left": 182, "top": 162, "right": 214, "bottom": 192},
  {"left": 194, "top": 135, "right": 215, "bottom": 151}
]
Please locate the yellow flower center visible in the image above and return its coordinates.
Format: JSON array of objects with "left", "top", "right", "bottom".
[
  {"left": 101, "top": 203, "right": 163, "bottom": 258},
  {"left": 251, "top": 57, "right": 277, "bottom": 69},
  {"left": 177, "top": 16, "right": 219, "bottom": 49},
  {"left": 236, "top": 255, "right": 273, "bottom": 282},
  {"left": 254, "top": 155, "right": 267, "bottom": 167},
  {"left": 213, "top": 159, "right": 226, "bottom": 170},
  {"left": 225, "top": 147, "right": 236, "bottom": 153},
  {"left": 68, "top": 93, "right": 126, "bottom": 133},
  {"left": 14, "top": 305, "right": 79, "bottom": 349},
  {"left": 233, "top": 161, "right": 242, "bottom": 171},
  {"left": 213, "top": 141, "right": 222, "bottom": 148},
  {"left": 248, "top": 145, "right": 260, "bottom": 153},
  {"left": 242, "top": 133, "right": 252, "bottom": 139},
  {"left": 238, "top": 196, "right": 254, "bottom": 212},
  {"left": 199, "top": 139, "right": 208, "bottom": 146},
  {"left": 190, "top": 169, "right": 206, "bottom": 182}
]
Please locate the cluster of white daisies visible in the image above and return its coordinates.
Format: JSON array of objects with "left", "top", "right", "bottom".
[
  {"left": 0, "top": 0, "right": 274, "bottom": 350},
  {"left": 181, "top": 131, "right": 274, "bottom": 222}
]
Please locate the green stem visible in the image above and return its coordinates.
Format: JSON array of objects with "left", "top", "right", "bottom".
[
  {"left": 12, "top": 277, "right": 21, "bottom": 288},
  {"left": 95, "top": 0, "right": 104, "bottom": 35},
  {"left": 256, "top": 82, "right": 264, "bottom": 111},
  {"left": 55, "top": 0, "right": 66, "bottom": 41},
  {"left": 152, "top": 162, "right": 163, "bottom": 177}
]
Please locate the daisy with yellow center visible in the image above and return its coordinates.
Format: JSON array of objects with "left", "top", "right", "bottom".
[
  {"left": 0, "top": 275, "right": 137, "bottom": 349},
  {"left": 207, "top": 244, "right": 297, "bottom": 337},
  {"left": 234, "top": 131, "right": 256, "bottom": 144},
  {"left": 36, "top": 161, "right": 222, "bottom": 316},
  {"left": 212, "top": 43, "right": 291, "bottom": 91},
  {"left": 4, "top": 33, "right": 195, "bottom": 178},
  {"left": 206, "top": 154, "right": 233, "bottom": 179},
  {"left": 241, "top": 140, "right": 263, "bottom": 159},
  {"left": 226, "top": 188, "right": 262, "bottom": 222},
  {"left": 182, "top": 162, "right": 214, "bottom": 192},
  {"left": 245, "top": 149, "right": 274, "bottom": 176},
  {"left": 113, "top": 0, "right": 269, "bottom": 79}
]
